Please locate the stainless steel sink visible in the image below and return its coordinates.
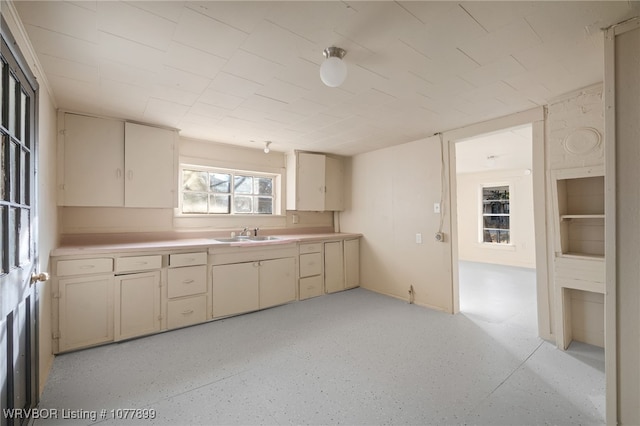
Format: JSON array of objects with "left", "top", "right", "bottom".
[
  {"left": 214, "top": 236, "right": 251, "bottom": 242},
  {"left": 250, "top": 236, "right": 280, "bottom": 241},
  {"left": 214, "top": 236, "right": 280, "bottom": 243}
]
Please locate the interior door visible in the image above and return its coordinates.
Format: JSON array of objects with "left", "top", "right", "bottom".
[{"left": 1, "top": 17, "right": 40, "bottom": 426}]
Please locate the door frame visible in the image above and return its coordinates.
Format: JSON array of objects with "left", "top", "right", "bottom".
[
  {"left": 1, "top": 13, "right": 40, "bottom": 423},
  {"left": 443, "top": 107, "right": 552, "bottom": 340}
]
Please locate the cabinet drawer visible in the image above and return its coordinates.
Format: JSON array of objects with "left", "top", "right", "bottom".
[
  {"left": 169, "top": 252, "right": 207, "bottom": 268},
  {"left": 115, "top": 255, "right": 162, "bottom": 273},
  {"left": 57, "top": 258, "right": 113, "bottom": 276},
  {"left": 299, "top": 253, "right": 322, "bottom": 278},
  {"left": 167, "top": 295, "right": 207, "bottom": 329},
  {"left": 299, "top": 275, "right": 323, "bottom": 300},
  {"left": 299, "top": 243, "right": 322, "bottom": 254},
  {"left": 167, "top": 265, "right": 207, "bottom": 298}
]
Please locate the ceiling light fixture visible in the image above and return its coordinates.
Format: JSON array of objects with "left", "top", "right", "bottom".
[
  {"left": 263, "top": 141, "right": 272, "bottom": 154},
  {"left": 320, "top": 46, "right": 347, "bottom": 87}
]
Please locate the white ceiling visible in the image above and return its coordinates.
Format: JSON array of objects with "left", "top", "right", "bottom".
[
  {"left": 12, "top": 1, "right": 639, "bottom": 156},
  {"left": 455, "top": 124, "right": 532, "bottom": 174}
]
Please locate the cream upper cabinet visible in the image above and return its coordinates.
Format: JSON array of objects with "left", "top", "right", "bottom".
[
  {"left": 124, "top": 122, "right": 176, "bottom": 208},
  {"left": 287, "top": 151, "right": 344, "bottom": 211},
  {"left": 61, "top": 113, "right": 125, "bottom": 206},
  {"left": 59, "top": 113, "right": 177, "bottom": 208}
]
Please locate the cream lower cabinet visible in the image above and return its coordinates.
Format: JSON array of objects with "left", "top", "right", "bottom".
[
  {"left": 58, "top": 273, "right": 115, "bottom": 353},
  {"left": 299, "top": 243, "right": 324, "bottom": 300},
  {"left": 344, "top": 238, "right": 360, "bottom": 289},
  {"left": 259, "top": 257, "right": 296, "bottom": 309},
  {"left": 211, "top": 258, "right": 296, "bottom": 318},
  {"left": 212, "top": 262, "right": 260, "bottom": 318},
  {"left": 325, "top": 238, "right": 360, "bottom": 294},
  {"left": 324, "top": 241, "right": 345, "bottom": 293},
  {"left": 114, "top": 271, "right": 161, "bottom": 341},
  {"left": 210, "top": 244, "right": 297, "bottom": 318},
  {"left": 167, "top": 252, "right": 208, "bottom": 329}
]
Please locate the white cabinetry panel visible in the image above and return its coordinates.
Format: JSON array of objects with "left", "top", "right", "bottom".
[
  {"left": 114, "top": 271, "right": 161, "bottom": 341},
  {"left": 124, "top": 122, "right": 176, "bottom": 208},
  {"left": 60, "top": 113, "right": 176, "bottom": 208},
  {"left": 288, "top": 151, "right": 344, "bottom": 211},
  {"left": 212, "top": 262, "right": 259, "bottom": 318},
  {"left": 61, "top": 113, "right": 124, "bottom": 206},
  {"left": 58, "top": 274, "right": 114, "bottom": 352},
  {"left": 259, "top": 257, "right": 296, "bottom": 309},
  {"left": 167, "top": 295, "right": 207, "bottom": 330},
  {"left": 324, "top": 241, "right": 344, "bottom": 293}
]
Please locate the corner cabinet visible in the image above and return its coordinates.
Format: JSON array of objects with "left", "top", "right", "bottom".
[
  {"left": 551, "top": 165, "right": 605, "bottom": 349},
  {"left": 58, "top": 112, "right": 177, "bottom": 208},
  {"left": 286, "top": 151, "right": 344, "bottom": 211}
]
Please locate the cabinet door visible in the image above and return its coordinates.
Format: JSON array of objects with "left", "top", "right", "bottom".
[
  {"left": 114, "top": 271, "right": 161, "bottom": 341},
  {"left": 124, "top": 122, "right": 176, "bottom": 208},
  {"left": 62, "top": 113, "right": 124, "bottom": 206},
  {"left": 212, "top": 263, "right": 259, "bottom": 318},
  {"left": 58, "top": 274, "right": 114, "bottom": 352},
  {"left": 344, "top": 238, "right": 360, "bottom": 289},
  {"left": 324, "top": 241, "right": 345, "bottom": 293},
  {"left": 259, "top": 257, "right": 296, "bottom": 309},
  {"left": 324, "top": 155, "right": 344, "bottom": 211},
  {"left": 297, "top": 152, "right": 325, "bottom": 211}
]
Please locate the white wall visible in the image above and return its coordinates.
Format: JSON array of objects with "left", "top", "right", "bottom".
[
  {"left": 1, "top": 0, "right": 59, "bottom": 393},
  {"left": 340, "top": 136, "right": 453, "bottom": 312},
  {"left": 456, "top": 169, "right": 535, "bottom": 269}
]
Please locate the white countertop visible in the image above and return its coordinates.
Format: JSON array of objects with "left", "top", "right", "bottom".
[{"left": 50, "top": 233, "right": 362, "bottom": 257}]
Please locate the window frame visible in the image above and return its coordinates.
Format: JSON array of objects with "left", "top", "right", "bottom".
[
  {"left": 178, "top": 163, "right": 280, "bottom": 216},
  {"left": 480, "top": 183, "right": 512, "bottom": 245}
]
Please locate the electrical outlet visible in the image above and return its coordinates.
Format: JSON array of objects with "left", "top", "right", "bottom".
[
  {"left": 415, "top": 233, "right": 423, "bottom": 244},
  {"left": 434, "top": 203, "right": 441, "bottom": 213}
]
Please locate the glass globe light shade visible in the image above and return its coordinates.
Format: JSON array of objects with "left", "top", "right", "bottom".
[{"left": 320, "top": 56, "right": 347, "bottom": 87}]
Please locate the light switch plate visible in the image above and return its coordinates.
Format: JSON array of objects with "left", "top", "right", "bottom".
[{"left": 415, "top": 233, "right": 422, "bottom": 244}]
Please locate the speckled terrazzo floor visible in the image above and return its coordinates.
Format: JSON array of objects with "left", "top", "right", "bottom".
[{"left": 34, "top": 262, "right": 604, "bottom": 426}]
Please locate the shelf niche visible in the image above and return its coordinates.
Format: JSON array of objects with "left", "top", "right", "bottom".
[{"left": 555, "top": 174, "right": 604, "bottom": 258}]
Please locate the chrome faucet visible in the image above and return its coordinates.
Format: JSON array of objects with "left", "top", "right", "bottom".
[
  {"left": 253, "top": 227, "right": 260, "bottom": 237},
  {"left": 240, "top": 227, "right": 249, "bottom": 237}
]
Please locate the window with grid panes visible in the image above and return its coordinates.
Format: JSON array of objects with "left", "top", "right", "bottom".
[
  {"left": 481, "top": 185, "right": 510, "bottom": 244},
  {"left": 181, "top": 166, "right": 276, "bottom": 215}
]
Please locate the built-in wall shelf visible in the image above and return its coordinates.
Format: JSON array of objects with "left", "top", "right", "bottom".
[
  {"left": 559, "top": 252, "right": 605, "bottom": 260},
  {"left": 560, "top": 214, "right": 605, "bottom": 221},
  {"left": 551, "top": 165, "right": 605, "bottom": 350}
]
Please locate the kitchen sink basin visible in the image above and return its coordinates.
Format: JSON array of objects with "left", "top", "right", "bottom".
[{"left": 214, "top": 236, "right": 281, "bottom": 243}]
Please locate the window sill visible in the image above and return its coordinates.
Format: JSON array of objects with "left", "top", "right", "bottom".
[{"left": 476, "top": 242, "right": 516, "bottom": 251}]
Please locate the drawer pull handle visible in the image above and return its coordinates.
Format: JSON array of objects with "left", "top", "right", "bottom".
[
  {"left": 182, "top": 279, "right": 194, "bottom": 284},
  {"left": 135, "top": 261, "right": 148, "bottom": 265},
  {"left": 80, "top": 265, "right": 95, "bottom": 269},
  {"left": 181, "top": 309, "right": 194, "bottom": 315}
]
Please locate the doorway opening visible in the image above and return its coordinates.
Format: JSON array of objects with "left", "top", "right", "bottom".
[{"left": 454, "top": 124, "right": 538, "bottom": 333}]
